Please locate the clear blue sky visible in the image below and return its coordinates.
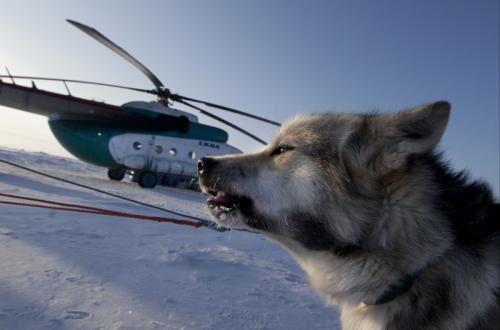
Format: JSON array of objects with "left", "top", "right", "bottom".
[{"left": 0, "top": 0, "right": 498, "bottom": 195}]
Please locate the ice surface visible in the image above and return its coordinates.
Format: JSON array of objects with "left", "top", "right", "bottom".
[{"left": 0, "top": 148, "right": 340, "bottom": 330}]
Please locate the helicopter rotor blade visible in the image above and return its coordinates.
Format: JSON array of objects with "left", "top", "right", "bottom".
[
  {"left": 0, "top": 75, "right": 157, "bottom": 95},
  {"left": 1, "top": 74, "right": 280, "bottom": 129},
  {"left": 66, "top": 19, "right": 280, "bottom": 127},
  {"left": 178, "top": 100, "right": 268, "bottom": 145},
  {"left": 67, "top": 19, "right": 165, "bottom": 92},
  {"left": 176, "top": 95, "right": 281, "bottom": 126}
]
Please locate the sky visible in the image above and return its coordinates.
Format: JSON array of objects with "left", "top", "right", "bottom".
[{"left": 0, "top": 0, "right": 498, "bottom": 195}]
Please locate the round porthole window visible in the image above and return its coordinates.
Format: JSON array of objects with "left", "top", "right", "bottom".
[
  {"left": 155, "top": 145, "right": 163, "bottom": 154},
  {"left": 188, "top": 151, "right": 196, "bottom": 159},
  {"left": 133, "top": 142, "right": 142, "bottom": 150},
  {"left": 169, "top": 148, "right": 177, "bottom": 156}
]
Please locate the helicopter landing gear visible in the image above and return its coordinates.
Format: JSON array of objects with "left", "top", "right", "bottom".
[
  {"left": 107, "top": 168, "right": 125, "bottom": 181},
  {"left": 138, "top": 171, "right": 158, "bottom": 189}
]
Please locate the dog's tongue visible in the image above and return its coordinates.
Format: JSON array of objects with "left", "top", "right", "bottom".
[{"left": 207, "top": 191, "right": 230, "bottom": 203}]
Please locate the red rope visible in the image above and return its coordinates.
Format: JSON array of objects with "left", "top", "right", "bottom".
[{"left": 0, "top": 192, "right": 205, "bottom": 228}]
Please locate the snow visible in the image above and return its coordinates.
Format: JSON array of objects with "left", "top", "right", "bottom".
[{"left": 0, "top": 148, "right": 340, "bottom": 330}]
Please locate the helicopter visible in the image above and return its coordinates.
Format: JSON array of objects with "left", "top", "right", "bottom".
[{"left": 0, "top": 19, "right": 279, "bottom": 189}]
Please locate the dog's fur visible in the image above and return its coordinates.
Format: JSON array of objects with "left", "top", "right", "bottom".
[{"left": 198, "top": 101, "right": 500, "bottom": 330}]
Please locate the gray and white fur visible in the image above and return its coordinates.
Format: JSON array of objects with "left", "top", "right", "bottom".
[{"left": 198, "top": 101, "right": 500, "bottom": 330}]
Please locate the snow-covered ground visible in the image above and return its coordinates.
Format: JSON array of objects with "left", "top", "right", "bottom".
[{"left": 0, "top": 148, "right": 340, "bottom": 330}]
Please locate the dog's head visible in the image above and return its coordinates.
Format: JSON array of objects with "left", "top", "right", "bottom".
[{"left": 198, "top": 101, "right": 450, "bottom": 253}]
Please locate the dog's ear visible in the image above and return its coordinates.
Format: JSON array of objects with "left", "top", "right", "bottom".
[
  {"left": 342, "top": 101, "right": 450, "bottom": 175},
  {"left": 388, "top": 101, "right": 450, "bottom": 157}
]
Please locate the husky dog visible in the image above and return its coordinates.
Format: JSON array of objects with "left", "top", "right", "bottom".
[{"left": 198, "top": 101, "right": 499, "bottom": 329}]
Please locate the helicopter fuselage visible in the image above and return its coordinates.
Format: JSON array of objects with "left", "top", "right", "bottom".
[
  {"left": 48, "top": 118, "right": 240, "bottom": 177},
  {"left": 0, "top": 80, "right": 241, "bottom": 186}
]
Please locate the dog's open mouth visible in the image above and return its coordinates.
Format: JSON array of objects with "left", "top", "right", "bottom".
[{"left": 205, "top": 189, "right": 250, "bottom": 217}]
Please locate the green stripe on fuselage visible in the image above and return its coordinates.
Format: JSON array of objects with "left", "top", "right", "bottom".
[
  {"left": 49, "top": 119, "right": 228, "bottom": 168},
  {"left": 122, "top": 106, "right": 159, "bottom": 119}
]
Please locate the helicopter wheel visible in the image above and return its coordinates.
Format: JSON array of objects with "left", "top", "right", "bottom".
[
  {"left": 138, "top": 171, "right": 158, "bottom": 189},
  {"left": 107, "top": 168, "right": 125, "bottom": 181}
]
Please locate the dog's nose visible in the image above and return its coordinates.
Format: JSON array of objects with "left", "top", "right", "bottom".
[{"left": 198, "top": 157, "right": 217, "bottom": 176}]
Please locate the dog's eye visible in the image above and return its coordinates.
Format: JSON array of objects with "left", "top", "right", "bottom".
[{"left": 271, "top": 145, "right": 295, "bottom": 156}]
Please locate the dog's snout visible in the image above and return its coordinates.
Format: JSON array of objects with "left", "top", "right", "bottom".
[{"left": 198, "top": 157, "right": 217, "bottom": 176}]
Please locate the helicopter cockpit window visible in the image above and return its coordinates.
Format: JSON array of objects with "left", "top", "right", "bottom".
[
  {"left": 188, "top": 151, "right": 196, "bottom": 159},
  {"left": 133, "top": 142, "right": 142, "bottom": 150},
  {"left": 155, "top": 145, "right": 163, "bottom": 154},
  {"left": 169, "top": 148, "right": 177, "bottom": 157}
]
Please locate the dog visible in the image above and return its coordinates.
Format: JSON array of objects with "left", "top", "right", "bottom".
[{"left": 197, "top": 101, "right": 499, "bottom": 330}]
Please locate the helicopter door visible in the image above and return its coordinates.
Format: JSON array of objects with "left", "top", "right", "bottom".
[{"left": 108, "top": 133, "right": 155, "bottom": 170}]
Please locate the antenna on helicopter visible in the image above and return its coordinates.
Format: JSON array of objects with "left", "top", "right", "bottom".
[{"left": 5, "top": 67, "right": 16, "bottom": 84}]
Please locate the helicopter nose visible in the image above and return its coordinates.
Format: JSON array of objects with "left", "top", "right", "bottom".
[{"left": 198, "top": 157, "right": 217, "bottom": 176}]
